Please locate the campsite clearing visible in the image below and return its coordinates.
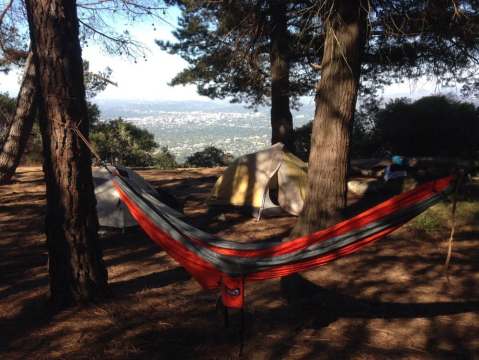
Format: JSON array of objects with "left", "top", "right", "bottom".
[{"left": 1, "top": 166, "right": 478, "bottom": 359}]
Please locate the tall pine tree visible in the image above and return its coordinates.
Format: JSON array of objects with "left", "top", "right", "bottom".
[
  {"left": 25, "top": 0, "right": 107, "bottom": 307},
  {"left": 293, "top": 0, "right": 479, "bottom": 235},
  {"left": 158, "top": 1, "right": 322, "bottom": 151}
]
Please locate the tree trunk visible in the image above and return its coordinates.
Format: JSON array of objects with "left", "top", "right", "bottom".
[
  {"left": 25, "top": 0, "right": 107, "bottom": 307},
  {"left": 270, "top": 0, "right": 295, "bottom": 152},
  {"left": 0, "top": 52, "right": 38, "bottom": 184},
  {"left": 291, "top": 0, "right": 368, "bottom": 236}
]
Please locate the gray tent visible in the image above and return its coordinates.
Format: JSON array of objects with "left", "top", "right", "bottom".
[{"left": 93, "top": 166, "right": 183, "bottom": 229}]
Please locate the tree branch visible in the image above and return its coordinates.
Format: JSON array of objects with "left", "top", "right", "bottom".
[{"left": 0, "top": 0, "right": 14, "bottom": 27}]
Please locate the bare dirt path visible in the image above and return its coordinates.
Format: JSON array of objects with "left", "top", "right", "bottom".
[{"left": 0, "top": 166, "right": 478, "bottom": 359}]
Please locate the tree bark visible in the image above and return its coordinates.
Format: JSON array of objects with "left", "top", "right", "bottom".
[
  {"left": 270, "top": 0, "right": 295, "bottom": 152},
  {"left": 0, "top": 52, "right": 38, "bottom": 184},
  {"left": 291, "top": 0, "right": 368, "bottom": 236},
  {"left": 25, "top": 0, "right": 107, "bottom": 307}
]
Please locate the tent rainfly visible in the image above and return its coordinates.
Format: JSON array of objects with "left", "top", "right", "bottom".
[
  {"left": 93, "top": 165, "right": 183, "bottom": 229},
  {"left": 93, "top": 166, "right": 157, "bottom": 228},
  {"left": 208, "top": 143, "right": 308, "bottom": 218}
]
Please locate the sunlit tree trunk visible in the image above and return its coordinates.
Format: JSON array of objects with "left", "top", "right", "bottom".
[
  {"left": 291, "top": 0, "right": 368, "bottom": 236},
  {"left": 0, "top": 52, "right": 38, "bottom": 184},
  {"left": 25, "top": 0, "right": 107, "bottom": 307}
]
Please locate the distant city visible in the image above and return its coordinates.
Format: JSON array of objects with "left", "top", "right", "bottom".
[
  {"left": 94, "top": 90, "right": 470, "bottom": 162},
  {"left": 95, "top": 99, "right": 315, "bottom": 161}
]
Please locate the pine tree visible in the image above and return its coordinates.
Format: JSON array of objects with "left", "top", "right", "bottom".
[
  {"left": 293, "top": 0, "right": 479, "bottom": 234},
  {"left": 158, "top": 1, "right": 322, "bottom": 151},
  {"left": 25, "top": 0, "right": 108, "bottom": 307}
]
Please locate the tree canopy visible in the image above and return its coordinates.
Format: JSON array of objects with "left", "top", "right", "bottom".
[
  {"left": 158, "top": 0, "right": 319, "bottom": 107},
  {"left": 361, "top": 0, "right": 479, "bottom": 98},
  {"left": 160, "top": 1, "right": 479, "bottom": 107},
  {"left": 91, "top": 118, "right": 158, "bottom": 167},
  {"left": 184, "top": 146, "right": 231, "bottom": 167},
  {"left": 1, "top": 0, "right": 168, "bottom": 70},
  {"left": 295, "top": 94, "right": 479, "bottom": 160},
  {"left": 375, "top": 95, "right": 479, "bottom": 157}
]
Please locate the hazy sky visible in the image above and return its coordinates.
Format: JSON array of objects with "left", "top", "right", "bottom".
[
  {"left": 0, "top": 8, "right": 449, "bottom": 103},
  {"left": 0, "top": 8, "right": 206, "bottom": 101}
]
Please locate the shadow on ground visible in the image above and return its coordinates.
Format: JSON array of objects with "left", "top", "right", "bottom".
[{"left": 0, "top": 167, "right": 478, "bottom": 359}]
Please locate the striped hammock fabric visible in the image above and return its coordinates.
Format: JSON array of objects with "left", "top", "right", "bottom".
[{"left": 112, "top": 174, "right": 454, "bottom": 308}]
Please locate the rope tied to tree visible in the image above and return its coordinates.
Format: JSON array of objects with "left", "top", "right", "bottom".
[
  {"left": 444, "top": 170, "right": 465, "bottom": 281},
  {"left": 49, "top": 115, "right": 112, "bottom": 175}
]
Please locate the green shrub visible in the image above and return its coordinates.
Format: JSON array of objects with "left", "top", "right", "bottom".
[
  {"left": 154, "top": 147, "right": 178, "bottom": 169},
  {"left": 184, "top": 146, "right": 231, "bottom": 168},
  {"left": 91, "top": 118, "right": 158, "bottom": 167}
]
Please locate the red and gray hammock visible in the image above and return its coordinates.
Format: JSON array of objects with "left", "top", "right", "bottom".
[{"left": 111, "top": 173, "right": 454, "bottom": 309}]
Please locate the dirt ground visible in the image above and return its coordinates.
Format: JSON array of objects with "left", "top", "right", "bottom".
[{"left": 1, "top": 166, "right": 478, "bottom": 359}]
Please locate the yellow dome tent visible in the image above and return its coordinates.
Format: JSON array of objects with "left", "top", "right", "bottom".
[{"left": 208, "top": 143, "right": 308, "bottom": 218}]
